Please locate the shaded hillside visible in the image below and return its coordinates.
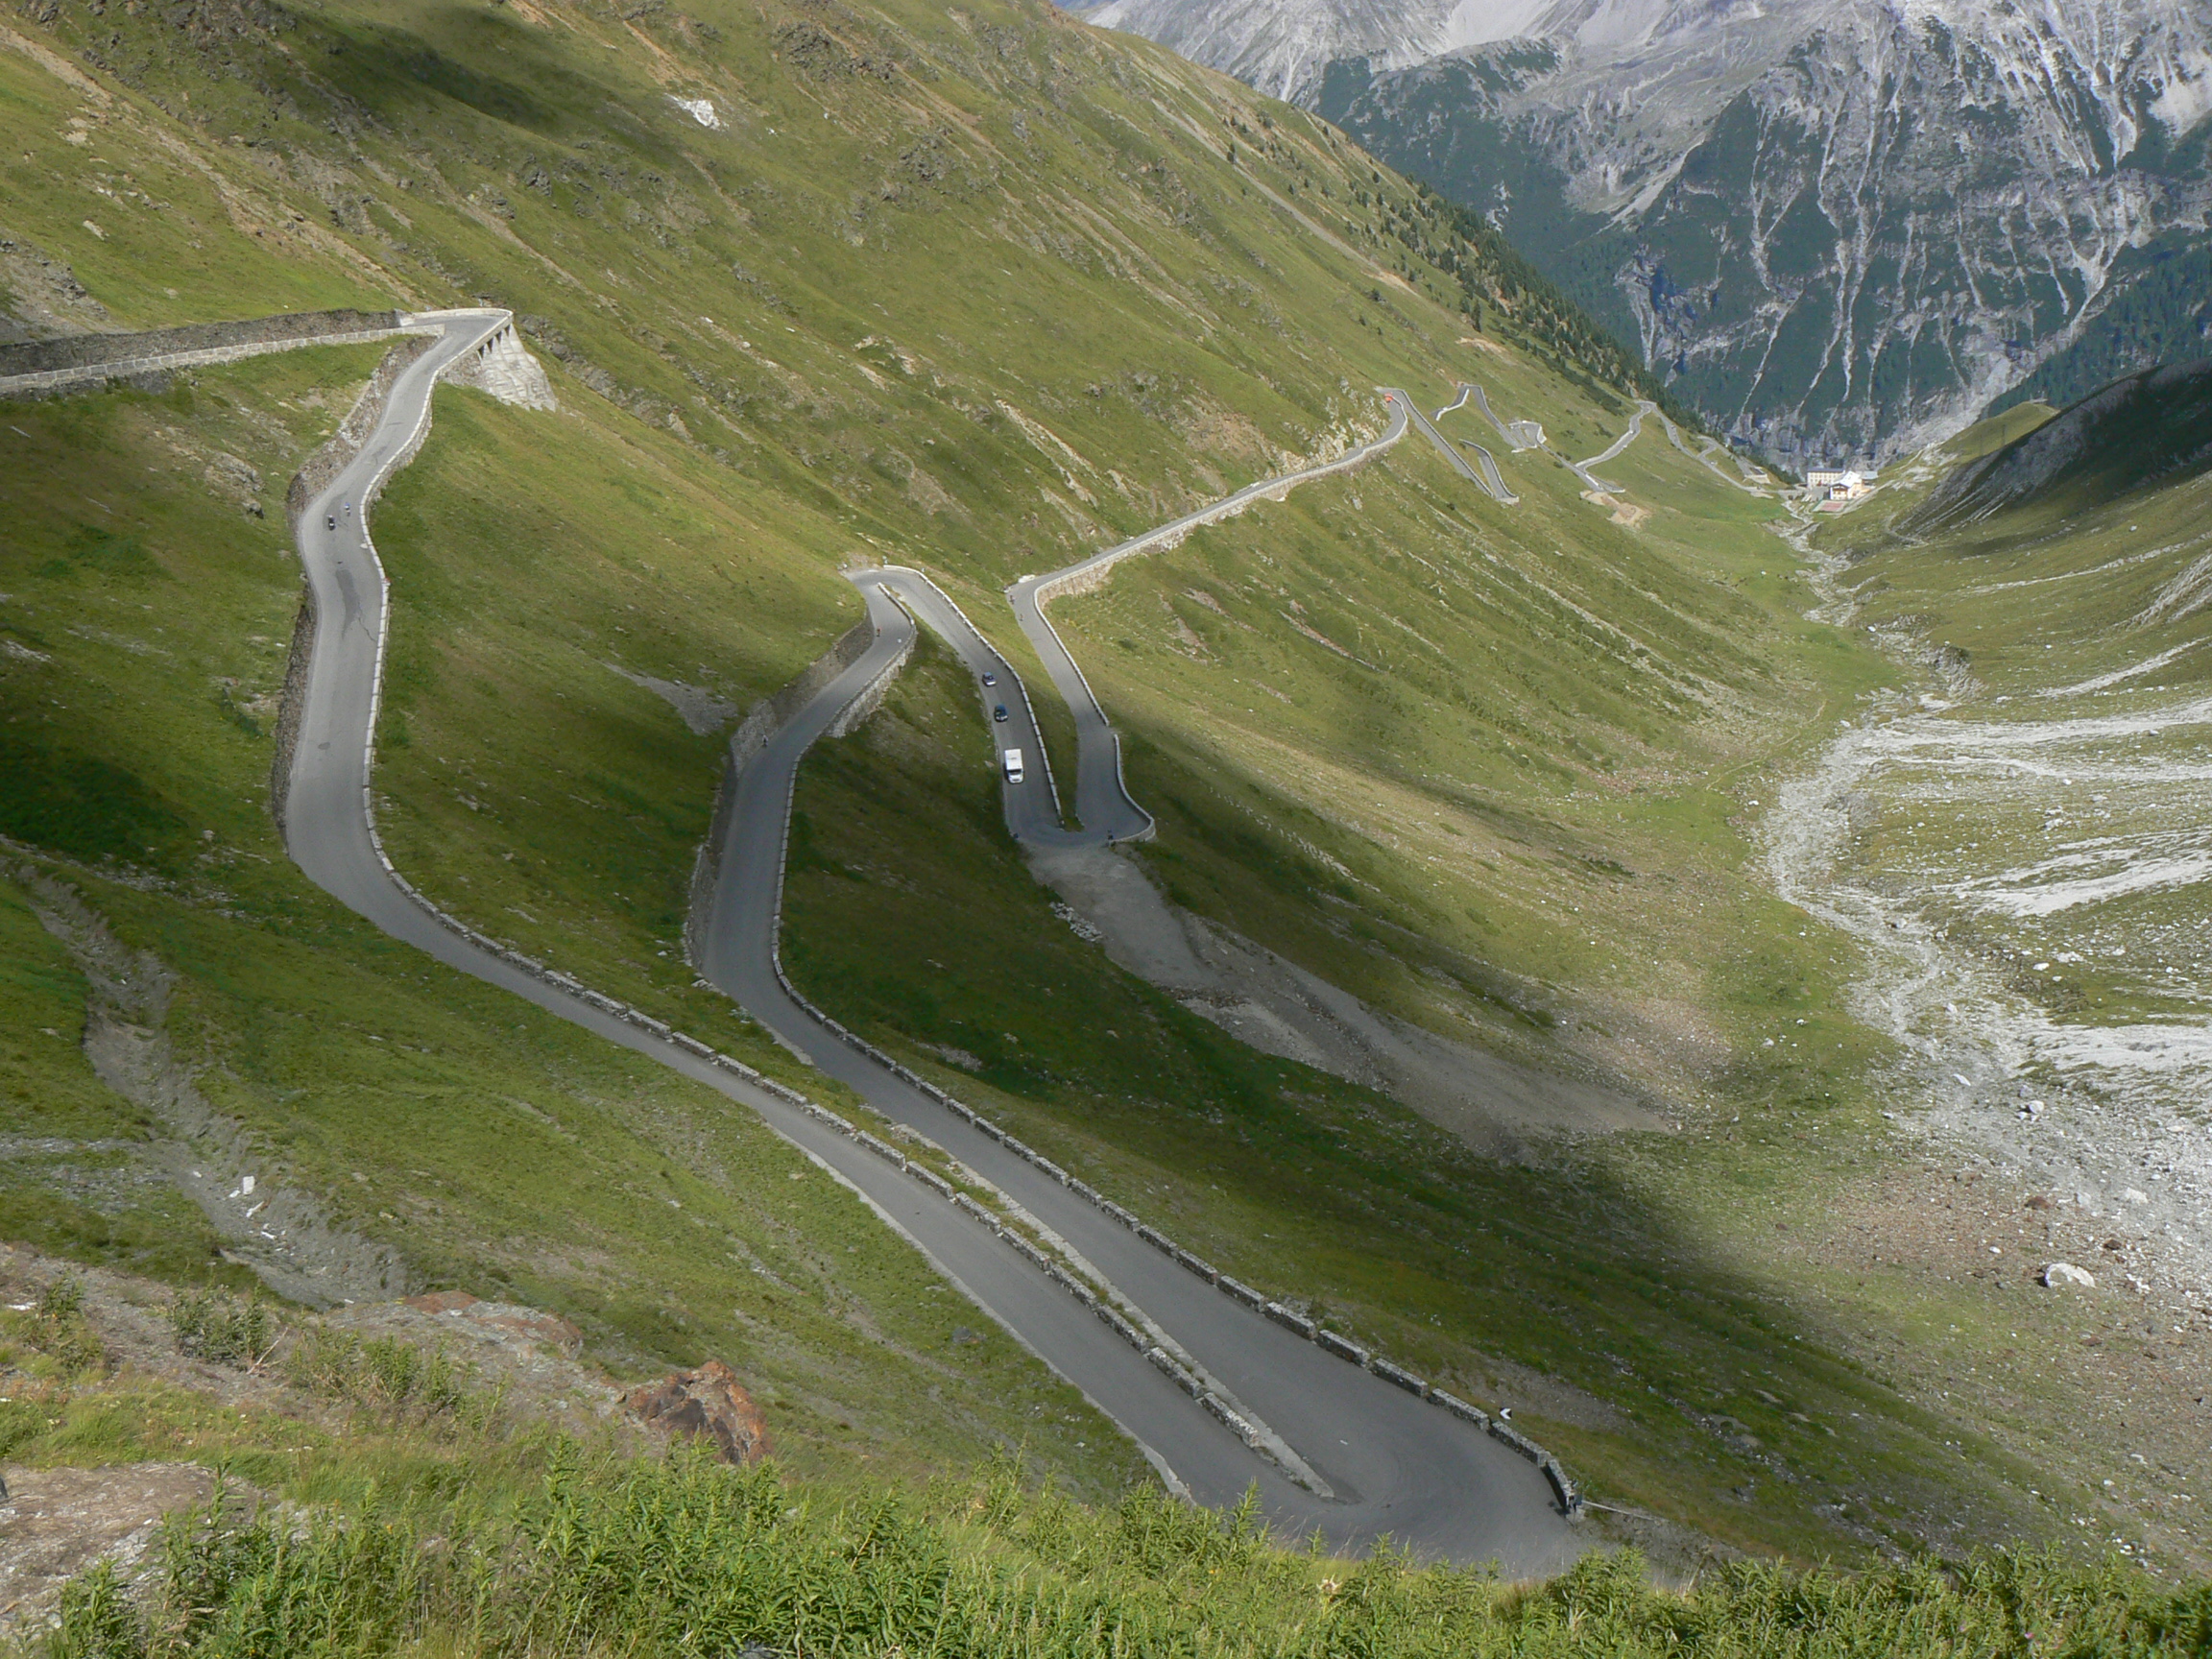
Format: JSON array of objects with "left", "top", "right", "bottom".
[{"left": 1911, "top": 361, "right": 2212, "bottom": 534}]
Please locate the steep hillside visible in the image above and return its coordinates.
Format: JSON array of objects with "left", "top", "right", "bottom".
[
  {"left": 1089, "top": 0, "right": 2212, "bottom": 468},
  {"left": 7, "top": 1250, "right": 2206, "bottom": 1659},
  {"left": 1911, "top": 361, "right": 2212, "bottom": 534},
  {"left": 2, "top": 0, "right": 2203, "bottom": 1584}
]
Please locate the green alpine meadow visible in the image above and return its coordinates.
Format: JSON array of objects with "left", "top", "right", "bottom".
[{"left": 1, "top": 0, "right": 2208, "bottom": 1651}]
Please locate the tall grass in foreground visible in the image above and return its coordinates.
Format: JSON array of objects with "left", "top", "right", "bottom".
[{"left": 31, "top": 1449, "right": 2212, "bottom": 1658}]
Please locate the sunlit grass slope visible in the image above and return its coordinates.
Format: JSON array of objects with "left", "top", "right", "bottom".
[
  {"left": 7, "top": 1350, "right": 2205, "bottom": 1659},
  {"left": 1814, "top": 378, "right": 2212, "bottom": 1045},
  {"left": 0, "top": 352, "right": 1141, "bottom": 1494},
  {"left": 0, "top": 0, "right": 2178, "bottom": 1577}
]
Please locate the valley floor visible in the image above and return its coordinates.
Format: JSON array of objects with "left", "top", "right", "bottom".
[{"left": 1749, "top": 468, "right": 2212, "bottom": 1573}]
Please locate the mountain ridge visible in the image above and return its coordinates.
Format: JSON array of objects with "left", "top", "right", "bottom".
[{"left": 1087, "top": 0, "right": 2212, "bottom": 465}]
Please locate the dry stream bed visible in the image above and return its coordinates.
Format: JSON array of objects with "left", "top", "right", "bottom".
[{"left": 1761, "top": 519, "right": 2212, "bottom": 1564}]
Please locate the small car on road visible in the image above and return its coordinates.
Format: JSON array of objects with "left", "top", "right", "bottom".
[
  {"left": 981, "top": 671, "right": 998, "bottom": 686},
  {"left": 325, "top": 514, "right": 336, "bottom": 530},
  {"left": 992, "top": 705, "right": 1009, "bottom": 723}
]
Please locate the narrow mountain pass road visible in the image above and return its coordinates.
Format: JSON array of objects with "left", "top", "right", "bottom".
[
  {"left": 1463, "top": 383, "right": 1544, "bottom": 452},
  {"left": 1648, "top": 405, "right": 1771, "bottom": 495},
  {"left": 281, "top": 311, "right": 1260, "bottom": 1526},
  {"left": 1426, "top": 385, "right": 1519, "bottom": 504},
  {"left": 695, "top": 577, "right": 1576, "bottom": 1568},
  {"left": 1003, "top": 390, "right": 1413, "bottom": 840},
  {"left": 1567, "top": 400, "right": 1652, "bottom": 494},
  {"left": 695, "top": 395, "right": 1581, "bottom": 1566},
  {"left": 1398, "top": 387, "right": 1517, "bottom": 505},
  {"left": 276, "top": 331, "right": 1577, "bottom": 1570}
]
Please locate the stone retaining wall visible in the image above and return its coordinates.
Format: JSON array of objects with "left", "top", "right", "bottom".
[
  {"left": 0, "top": 309, "right": 402, "bottom": 397},
  {"left": 824, "top": 623, "right": 914, "bottom": 741},
  {"left": 268, "top": 585, "right": 317, "bottom": 833},
  {"left": 283, "top": 333, "right": 436, "bottom": 535}
]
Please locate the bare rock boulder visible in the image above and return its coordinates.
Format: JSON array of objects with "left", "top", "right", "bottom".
[
  {"left": 0, "top": 1463, "right": 226, "bottom": 1638},
  {"left": 400, "top": 1291, "right": 584, "bottom": 1358},
  {"left": 2041, "top": 1262, "right": 2095, "bottom": 1288},
  {"left": 623, "top": 1359, "right": 771, "bottom": 1466}
]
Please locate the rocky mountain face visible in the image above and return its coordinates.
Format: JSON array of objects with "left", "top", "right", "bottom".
[{"left": 1086, "top": 0, "right": 2212, "bottom": 464}]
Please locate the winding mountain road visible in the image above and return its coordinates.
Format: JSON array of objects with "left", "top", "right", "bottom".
[
  {"left": 999, "top": 390, "right": 1416, "bottom": 842},
  {"left": 1648, "top": 405, "right": 1771, "bottom": 495},
  {"left": 694, "top": 390, "right": 1584, "bottom": 1561},
  {"left": 1567, "top": 399, "right": 1652, "bottom": 494},
  {"left": 1428, "top": 385, "right": 1522, "bottom": 505},
  {"left": 1461, "top": 383, "right": 1544, "bottom": 453},
  {"left": 1565, "top": 398, "right": 1767, "bottom": 499},
  {"left": 282, "top": 325, "right": 1576, "bottom": 1568},
  {"left": 1395, "top": 386, "right": 1516, "bottom": 505}
]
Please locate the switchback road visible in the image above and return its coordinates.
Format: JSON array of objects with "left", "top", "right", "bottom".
[
  {"left": 1002, "top": 392, "right": 1414, "bottom": 843},
  {"left": 693, "top": 390, "right": 1580, "bottom": 1564},
  {"left": 1398, "top": 386, "right": 1516, "bottom": 505},
  {"left": 280, "top": 335, "right": 1577, "bottom": 1568}
]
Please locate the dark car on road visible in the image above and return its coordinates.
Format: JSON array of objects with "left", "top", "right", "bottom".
[
  {"left": 993, "top": 705, "right": 1010, "bottom": 723},
  {"left": 325, "top": 514, "right": 336, "bottom": 530}
]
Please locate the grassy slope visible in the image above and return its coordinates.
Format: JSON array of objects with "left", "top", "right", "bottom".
[
  {"left": 1943, "top": 402, "right": 2060, "bottom": 466},
  {"left": 783, "top": 407, "right": 2088, "bottom": 1560},
  {"left": 0, "top": 0, "right": 2177, "bottom": 1577},
  {"left": 1767, "top": 418, "right": 2212, "bottom": 1568},
  {"left": 4, "top": 1326, "right": 2202, "bottom": 1657},
  {"left": 1814, "top": 421, "right": 2212, "bottom": 1042},
  {"left": 0, "top": 352, "right": 1138, "bottom": 1495},
  {"left": 0, "top": 876, "right": 237, "bottom": 1280}
]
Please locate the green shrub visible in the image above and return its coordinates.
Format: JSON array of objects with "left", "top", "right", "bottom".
[
  {"left": 22, "top": 1446, "right": 2212, "bottom": 1658},
  {"left": 36, "top": 1278, "right": 84, "bottom": 1322},
  {"left": 284, "top": 1330, "right": 468, "bottom": 1421},
  {"left": 47, "top": 1560, "right": 143, "bottom": 1659},
  {"left": 165, "top": 1290, "right": 280, "bottom": 1371},
  {"left": 14, "top": 1275, "right": 106, "bottom": 1379}
]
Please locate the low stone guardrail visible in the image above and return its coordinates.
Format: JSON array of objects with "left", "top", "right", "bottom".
[{"left": 767, "top": 958, "right": 1586, "bottom": 1511}]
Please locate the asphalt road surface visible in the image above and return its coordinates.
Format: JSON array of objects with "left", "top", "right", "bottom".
[
  {"left": 1430, "top": 390, "right": 1520, "bottom": 507},
  {"left": 1463, "top": 384, "right": 1545, "bottom": 452},
  {"left": 1566, "top": 400, "right": 1656, "bottom": 494},
  {"left": 1002, "top": 392, "right": 1413, "bottom": 844},
  {"left": 281, "top": 332, "right": 1578, "bottom": 1569},
  {"left": 1396, "top": 387, "right": 1516, "bottom": 505},
  {"left": 696, "top": 392, "right": 1578, "bottom": 1564}
]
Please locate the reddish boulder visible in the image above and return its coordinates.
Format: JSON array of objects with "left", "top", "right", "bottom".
[{"left": 623, "top": 1359, "right": 771, "bottom": 1466}]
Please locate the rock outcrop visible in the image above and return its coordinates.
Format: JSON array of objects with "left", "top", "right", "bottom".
[{"left": 622, "top": 1360, "right": 771, "bottom": 1466}]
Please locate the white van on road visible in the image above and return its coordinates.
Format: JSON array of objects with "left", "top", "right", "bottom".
[{"left": 1001, "top": 748, "right": 1024, "bottom": 784}]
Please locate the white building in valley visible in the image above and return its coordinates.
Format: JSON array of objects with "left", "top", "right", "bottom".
[{"left": 1806, "top": 467, "right": 1869, "bottom": 506}]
